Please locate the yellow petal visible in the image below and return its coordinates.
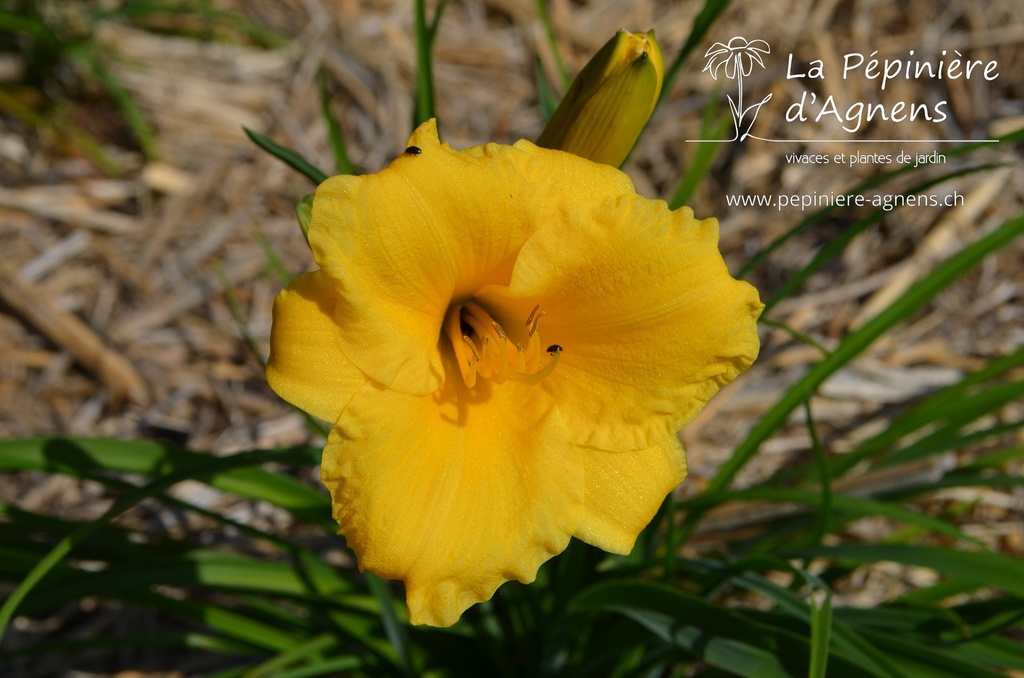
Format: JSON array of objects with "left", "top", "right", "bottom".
[
  {"left": 537, "top": 29, "right": 664, "bottom": 167},
  {"left": 266, "top": 270, "right": 368, "bottom": 424},
  {"left": 321, "top": 349, "right": 584, "bottom": 627},
  {"left": 307, "top": 119, "right": 634, "bottom": 396},
  {"left": 478, "top": 194, "right": 762, "bottom": 451},
  {"left": 573, "top": 438, "right": 687, "bottom": 554}
]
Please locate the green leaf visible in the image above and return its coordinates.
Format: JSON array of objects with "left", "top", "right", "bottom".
[
  {"left": 266, "top": 657, "right": 366, "bottom": 678},
  {"left": 532, "top": 0, "right": 570, "bottom": 89},
  {"left": 853, "top": 345, "right": 1024, "bottom": 461},
  {"left": 836, "top": 379, "right": 1024, "bottom": 476},
  {"left": 365, "top": 572, "right": 415, "bottom": 676},
  {"left": 0, "top": 437, "right": 330, "bottom": 527},
  {"left": 949, "top": 636, "right": 1024, "bottom": 672},
  {"left": 804, "top": 399, "right": 832, "bottom": 547},
  {"left": 570, "top": 581, "right": 793, "bottom": 677},
  {"left": 788, "top": 544, "right": 1024, "bottom": 599},
  {"left": 864, "top": 631, "right": 1010, "bottom": 678},
  {"left": 690, "top": 212, "right": 1024, "bottom": 529},
  {"left": 295, "top": 193, "right": 315, "bottom": 244},
  {"left": 413, "top": 0, "right": 450, "bottom": 129},
  {"left": 125, "top": 589, "right": 304, "bottom": 653},
  {"left": 808, "top": 590, "right": 832, "bottom": 678},
  {"left": 318, "top": 67, "right": 356, "bottom": 175},
  {"left": 721, "top": 564, "right": 905, "bottom": 678},
  {"left": 763, "top": 346, "right": 1024, "bottom": 491},
  {"left": 0, "top": 445, "right": 328, "bottom": 641},
  {"left": 669, "top": 104, "right": 731, "bottom": 209},
  {"left": 709, "top": 487, "right": 985, "bottom": 547},
  {"left": 659, "top": 0, "right": 733, "bottom": 107},
  {"left": 535, "top": 57, "right": 560, "bottom": 124},
  {"left": 243, "top": 127, "right": 329, "bottom": 184},
  {"left": 241, "top": 633, "right": 339, "bottom": 677},
  {"left": 739, "top": 127, "right": 1024, "bottom": 278},
  {"left": 20, "top": 550, "right": 355, "bottom": 609},
  {"left": 0, "top": 632, "right": 256, "bottom": 660},
  {"left": 761, "top": 163, "right": 999, "bottom": 315},
  {"left": 84, "top": 50, "right": 160, "bottom": 161}
]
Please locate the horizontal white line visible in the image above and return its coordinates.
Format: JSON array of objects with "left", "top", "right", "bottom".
[{"left": 685, "top": 138, "right": 998, "bottom": 143}]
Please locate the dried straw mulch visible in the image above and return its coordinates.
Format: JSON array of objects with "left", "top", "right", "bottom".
[{"left": 1, "top": 0, "right": 1022, "bottom": 601}]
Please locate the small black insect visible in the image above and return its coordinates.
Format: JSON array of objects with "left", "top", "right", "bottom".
[
  {"left": 546, "top": 344, "right": 563, "bottom": 354},
  {"left": 404, "top": 145, "right": 422, "bottom": 155}
]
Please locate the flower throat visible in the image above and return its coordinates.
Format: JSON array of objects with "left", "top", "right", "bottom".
[{"left": 444, "top": 301, "right": 562, "bottom": 389}]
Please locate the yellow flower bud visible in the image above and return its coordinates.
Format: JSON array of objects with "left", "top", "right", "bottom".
[{"left": 536, "top": 29, "right": 664, "bottom": 167}]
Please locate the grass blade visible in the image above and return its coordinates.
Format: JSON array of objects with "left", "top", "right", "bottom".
[
  {"left": 267, "top": 657, "right": 365, "bottom": 678},
  {"left": 668, "top": 103, "right": 731, "bottom": 209},
  {"left": 762, "top": 163, "right": 999, "bottom": 315},
  {"left": 570, "top": 581, "right": 793, "bottom": 677},
  {"left": 659, "top": 0, "right": 733, "bottom": 107},
  {"left": 739, "top": 127, "right": 1024, "bottom": 278},
  {"left": 0, "top": 437, "right": 330, "bottom": 526},
  {"left": 733, "top": 570, "right": 904, "bottom": 678},
  {"left": 864, "top": 631, "right": 1010, "bottom": 678},
  {"left": 788, "top": 544, "right": 1024, "bottom": 599},
  {"left": 365, "top": 572, "right": 415, "bottom": 676},
  {"left": 244, "top": 127, "right": 328, "bottom": 184},
  {"left": 535, "top": 57, "right": 560, "bottom": 124},
  {"left": 412, "top": 0, "right": 450, "bottom": 128},
  {"left": 808, "top": 590, "right": 832, "bottom": 678},
  {"left": 241, "top": 633, "right": 338, "bottom": 678},
  {"left": 318, "top": 67, "right": 356, "bottom": 175},
  {"left": 804, "top": 399, "right": 832, "bottom": 547},
  {"left": 712, "top": 487, "right": 985, "bottom": 547},
  {"left": 698, "top": 212, "right": 1024, "bottom": 510},
  {"left": 0, "top": 447, "right": 327, "bottom": 641},
  {"left": 532, "top": 0, "right": 570, "bottom": 89}
]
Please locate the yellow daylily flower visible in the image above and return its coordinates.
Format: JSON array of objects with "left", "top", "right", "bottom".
[
  {"left": 266, "top": 119, "right": 762, "bottom": 627},
  {"left": 537, "top": 29, "right": 664, "bottom": 166}
]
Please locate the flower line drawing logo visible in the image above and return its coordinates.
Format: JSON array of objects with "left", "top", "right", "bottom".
[{"left": 702, "top": 36, "right": 772, "bottom": 141}]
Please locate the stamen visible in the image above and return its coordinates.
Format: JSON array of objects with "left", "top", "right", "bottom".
[
  {"left": 491, "top": 322, "right": 509, "bottom": 382},
  {"left": 477, "top": 335, "right": 494, "bottom": 380},
  {"left": 525, "top": 303, "right": 541, "bottom": 328},
  {"left": 462, "top": 335, "right": 481, "bottom": 361},
  {"left": 508, "top": 345, "right": 563, "bottom": 385},
  {"left": 528, "top": 310, "right": 545, "bottom": 338},
  {"left": 443, "top": 301, "right": 562, "bottom": 388},
  {"left": 445, "top": 306, "right": 477, "bottom": 388},
  {"left": 462, "top": 311, "right": 501, "bottom": 349}
]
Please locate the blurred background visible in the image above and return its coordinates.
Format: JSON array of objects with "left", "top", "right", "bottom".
[{"left": 1, "top": 0, "right": 1022, "bottom": 675}]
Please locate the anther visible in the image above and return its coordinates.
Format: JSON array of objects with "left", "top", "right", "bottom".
[
  {"left": 528, "top": 310, "right": 545, "bottom": 338},
  {"left": 462, "top": 335, "right": 481, "bottom": 361},
  {"left": 525, "top": 304, "right": 540, "bottom": 328}
]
